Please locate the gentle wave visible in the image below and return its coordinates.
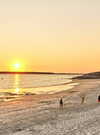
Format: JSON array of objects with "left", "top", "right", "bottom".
[{"left": 0, "top": 74, "right": 79, "bottom": 101}]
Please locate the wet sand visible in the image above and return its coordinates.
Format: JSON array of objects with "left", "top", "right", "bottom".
[{"left": 0, "top": 79, "right": 100, "bottom": 135}]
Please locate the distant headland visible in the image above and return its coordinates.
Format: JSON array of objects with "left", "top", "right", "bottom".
[
  {"left": 0, "top": 71, "right": 80, "bottom": 75},
  {"left": 0, "top": 71, "right": 54, "bottom": 74},
  {"left": 73, "top": 71, "right": 100, "bottom": 79}
]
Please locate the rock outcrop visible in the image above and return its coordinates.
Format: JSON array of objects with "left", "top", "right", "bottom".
[{"left": 73, "top": 72, "right": 100, "bottom": 79}]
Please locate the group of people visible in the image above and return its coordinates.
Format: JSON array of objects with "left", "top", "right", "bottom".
[{"left": 59, "top": 95, "right": 100, "bottom": 108}]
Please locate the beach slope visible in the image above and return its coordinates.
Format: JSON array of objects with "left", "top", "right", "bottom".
[{"left": 0, "top": 79, "right": 100, "bottom": 135}]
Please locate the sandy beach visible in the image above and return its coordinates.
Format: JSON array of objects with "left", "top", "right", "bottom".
[{"left": 0, "top": 79, "right": 100, "bottom": 135}]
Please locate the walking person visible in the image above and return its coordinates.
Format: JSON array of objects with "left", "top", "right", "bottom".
[
  {"left": 81, "top": 96, "right": 85, "bottom": 104},
  {"left": 98, "top": 95, "right": 100, "bottom": 102},
  {"left": 59, "top": 98, "right": 63, "bottom": 108}
]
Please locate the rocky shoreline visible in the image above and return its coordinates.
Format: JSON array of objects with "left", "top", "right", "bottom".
[{"left": 73, "top": 72, "right": 100, "bottom": 79}]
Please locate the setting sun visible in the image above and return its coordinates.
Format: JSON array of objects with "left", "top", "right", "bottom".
[
  {"left": 12, "top": 63, "right": 22, "bottom": 71},
  {"left": 14, "top": 63, "right": 21, "bottom": 69},
  {"left": 9, "top": 61, "right": 26, "bottom": 72}
]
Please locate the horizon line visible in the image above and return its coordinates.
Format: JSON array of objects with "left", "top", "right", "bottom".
[{"left": 0, "top": 71, "right": 81, "bottom": 74}]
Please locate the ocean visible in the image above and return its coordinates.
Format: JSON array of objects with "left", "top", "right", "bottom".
[{"left": 0, "top": 74, "right": 79, "bottom": 101}]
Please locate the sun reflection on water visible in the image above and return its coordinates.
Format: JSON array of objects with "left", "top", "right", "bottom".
[
  {"left": 14, "top": 74, "right": 20, "bottom": 94},
  {"left": 15, "top": 88, "right": 20, "bottom": 94}
]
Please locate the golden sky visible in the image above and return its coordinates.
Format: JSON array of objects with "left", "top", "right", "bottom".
[{"left": 0, "top": 0, "right": 100, "bottom": 73}]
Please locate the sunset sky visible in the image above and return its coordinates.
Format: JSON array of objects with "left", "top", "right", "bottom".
[{"left": 0, "top": 0, "right": 100, "bottom": 73}]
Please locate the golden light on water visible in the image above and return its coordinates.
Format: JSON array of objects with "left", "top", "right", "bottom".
[
  {"left": 14, "top": 74, "right": 20, "bottom": 94},
  {"left": 15, "top": 88, "right": 20, "bottom": 94}
]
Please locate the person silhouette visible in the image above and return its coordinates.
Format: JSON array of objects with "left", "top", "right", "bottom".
[
  {"left": 98, "top": 95, "right": 100, "bottom": 102},
  {"left": 81, "top": 96, "right": 85, "bottom": 104},
  {"left": 59, "top": 98, "right": 63, "bottom": 107}
]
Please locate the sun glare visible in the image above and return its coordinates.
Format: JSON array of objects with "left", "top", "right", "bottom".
[
  {"left": 14, "top": 63, "right": 20, "bottom": 69},
  {"left": 13, "top": 63, "right": 21, "bottom": 71},
  {"left": 10, "top": 61, "right": 26, "bottom": 72}
]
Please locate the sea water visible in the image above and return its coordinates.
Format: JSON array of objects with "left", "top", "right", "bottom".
[{"left": 0, "top": 74, "right": 79, "bottom": 101}]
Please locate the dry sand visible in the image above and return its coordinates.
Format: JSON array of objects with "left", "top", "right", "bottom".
[{"left": 0, "top": 79, "right": 100, "bottom": 135}]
